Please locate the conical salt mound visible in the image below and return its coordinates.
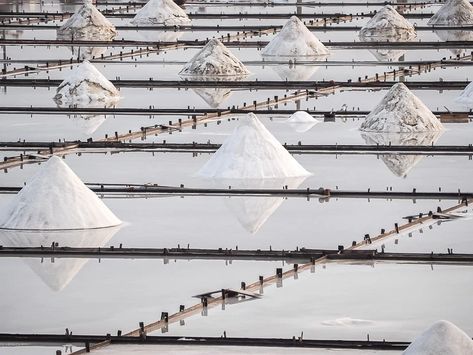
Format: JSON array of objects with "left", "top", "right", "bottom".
[
  {"left": 262, "top": 16, "right": 329, "bottom": 57},
  {"left": 428, "top": 0, "right": 473, "bottom": 26},
  {"left": 198, "top": 113, "right": 311, "bottom": 179},
  {"left": 360, "top": 83, "right": 444, "bottom": 133},
  {"left": 0, "top": 156, "right": 122, "bottom": 230},
  {"left": 54, "top": 61, "right": 120, "bottom": 106},
  {"left": 131, "top": 0, "right": 190, "bottom": 25},
  {"left": 455, "top": 81, "right": 473, "bottom": 108},
  {"left": 403, "top": 320, "right": 473, "bottom": 354},
  {"left": 287, "top": 111, "right": 320, "bottom": 133},
  {"left": 180, "top": 39, "right": 250, "bottom": 76},
  {"left": 57, "top": 0, "right": 117, "bottom": 40},
  {"left": 359, "top": 5, "right": 416, "bottom": 38}
]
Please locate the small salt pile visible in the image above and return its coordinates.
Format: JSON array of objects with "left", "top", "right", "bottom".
[
  {"left": 180, "top": 39, "right": 250, "bottom": 76},
  {"left": 428, "top": 0, "right": 473, "bottom": 26},
  {"left": 360, "top": 83, "right": 444, "bottom": 133},
  {"left": 456, "top": 81, "right": 473, "bottom": 107},
  {"left": 262, "top": 16, "right": 329, "bottom": 57},
  {"left": 131, "top": 0, "right": 191, "bottom": 25},
  {"left": 286, "top": 111, "right": 320, "bottom": 133},
  {"left": 403, "top": 320, "right": 473, "bottom": 355},
  {"left": 359, "top": 5, "right": 416, "bottom": 39},
  {"left": 197, "top": 113, "right": 311, "bottom": 179},
  {"left": 0, "top": 156, "right": 121, "bottom": 230},
  {"left": 54, "top": 61, "right": 120, "bottom": 106},
  {"left": 57, "top": 0, "right": 117, "bottom": 40}
]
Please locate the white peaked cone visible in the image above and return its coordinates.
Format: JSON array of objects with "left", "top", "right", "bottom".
[
  {"left": 131, "top": 0, "right": 190, "bottom": 25},
  {"left": 455, "top": 81, "right": 473, "bottom": 107},
  {"left": 403, "top": 320, "right": 473, "bottom": 355},
  {"left": 54, "top": 61, "right": 120, "bottom": 106},
  {"left": 360, "top": 83, "right": 444, "bottom": 133},
  {"left": 57, "top": 0, "right": 117, "bottom": 39},
  {"left": 180, "top": 39, "right": 250, "bottom": 76},
  {"left": 286, "top": 111, "right": 320, "bottom": 133},
  {"left": 359, "top": 5, "right": 416, "bottom": 38},
  {"left": 262, "top": 16, "right": 329, "bottom": 57},
  {"left": 428, "top": 0, "right": 473, "bottom": 25},
  {"left": 198, "top": 113, "right": 311, "bottom": 179},
  {"left": 0, "top": 156, "right": 122, "bottom": 230}
]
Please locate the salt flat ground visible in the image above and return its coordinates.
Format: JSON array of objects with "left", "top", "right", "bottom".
[{"left": 0, "top": 0, "right": 472, "bottom": 353}]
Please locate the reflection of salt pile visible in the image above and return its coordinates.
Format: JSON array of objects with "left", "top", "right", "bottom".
[
  {"left": 359, "top": 5, "right": 416, "bottom": 39},
  {"left": 131, "top": 0, "right": 190, "bottom": 25},
  {"left": 262, "top": 16, "right": 329, "bottom": 57},
  {"left": 403, "top": 320, "right": 473, "bottom": 354},
  {"left": 271, "top": 61, "right": 321, "bottom": 81},
  {"left": 360, "top": 83, "right": 443, "bottom": 133},
  {"left": 57, "top": 0, "right": 117, "bottom": 40},
  {"left": 223, "top": 177, "right": 306, "bottom": 234},
  {"left": 365, "top": 39, "right": 409, "bottom": 62},
  {"left": 0, "top": 227, "right": 119, "bottom": 291},
  {"left": 193, "top": 86, "right": 233, "bottom": 108},
  {"left": 54, "top": 61, "right": 120, "bottom": 106},
  {"left": 180, "top": 39, "right": 250, "bottom": 76},
  {"left": 428, "top": 0, "right": 473, "bottom": 26},
  {"left": 286, "top": 111, "right": 320, "bottom": 133},
  {"left": 434, "top": 29, "right": 473, "bottom": 56},
  {"left": 456, "top": 81, "right": 473, "bottom": 108},
  {"left": 362, "top": 130, "right": 442, "bottom": 177},
  {"left": 198, "top": 113, "right": 311, "bottom": 179},
  {"left": 0, "top": 156, "right": 121, "bottom": 230}
]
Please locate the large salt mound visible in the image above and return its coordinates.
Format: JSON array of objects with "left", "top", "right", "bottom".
[
  {"left": 57, "top": 0, "right": 117, "bottom": 40},
  {"left": 403, "top": 320, "right": 473, "bottom": 355},
  {"left": 54, "top": 61, "right": 120, "bottom": 106},
  {"left": 0, "top": 156, "right": 122, "bottom": 230},
  {"left": 456, "top": 81, "right": 473, "bottom": 107},
  {"left": 180, "top": 39, "right": 250, "bottom": 76},
  {"left": 262, "top": 16, "right": 329, "bottom": 57},
  {"left": 428, "top": 0, "right": 473, "bottom": 26},
  {"left": 198, "top": 113, "right": 311, "bottom": 179},
  {"left": 360, "top": 83, "right": 444, "bottom": 133},
  {"left": 359, "top": 5, "right": 416, "bottom": 38},
  {"left": 131, "top": 0, "right": 190, "bottom": 25}
]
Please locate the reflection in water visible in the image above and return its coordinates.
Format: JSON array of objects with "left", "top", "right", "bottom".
[
  {"left": 361, "top": 130, "right": 443, "bottom": 177},
  {"left": 212, "top": 177, "right": 306, "bottom": 234},
  {"left": 182, "top": 76, "right": 238, "bottom": 108},
  {"left": 434, "top": 29, "right": 473, "bottom": 56},
  {"left": 264, "top": 55, "right": 327, "bottom": 81},
  {"left": 360, "top": 36, "right": 410, "bottom": 62},
  {"left": 0, "top": 226, "right": 120, "bottom": 291}
]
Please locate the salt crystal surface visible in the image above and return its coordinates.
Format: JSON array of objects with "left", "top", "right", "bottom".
[
  {"left": 455, "top": 81, "right": 473, "bottom": 107},
  {"left": 360, "top": 83, "right": 444, "bottom": 133},
  {"left": 262, "top": 16, "right": 330, "bottom": 57},
  {"left": 403, "top": 320, "right": 473, "bottom": 354},
  {"left": 0, "top": 156, "right": 122, "bottom": 230},
  {"left": 131, "top": 0, "right": 190, "bottom": 25},
  {"left": 197, "top": 113, "right": 311, "bottom": 179},
  {"left": 428, "top": 0, "right": 473, "bottom": 26},
  {"left": 180, "top": 39, "right": 250, "bottom": 76},
  {"left": 359, "top": 5, "right": 416, "bottom": 39}
]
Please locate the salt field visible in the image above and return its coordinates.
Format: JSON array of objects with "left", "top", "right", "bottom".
[{"left": 1, "top": 0, "right": 473, "bottom": 353}]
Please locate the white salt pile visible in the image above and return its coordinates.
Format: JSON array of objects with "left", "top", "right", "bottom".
[
  {"left": 0, "top": 156, "right": 122, "bottom": 230},
  {"left": 262, "top": 16, "right": 329, "bottom": 57},
  {"left": 455, "top": 81, "right": 473, "bottom": 107},
  {"left": 54, "top": 61, "right": 120, "bottom": 106},
  {"left": 360, "top": 83, "right": 444, "bottom": 133},
  {"left": 180, "top": 39, "right": 250, "bottom": 76},
  {"left": 359, "top": 5, "right": 416, "bottom": 39},
  {"left": 428, "top": 0, "right": 473, "bottom": 26},
  {"left": 131, "top": 0, "right": 190, "bottom": 25},
  {"left": 57, "top": 0, "right": 117, "bottom": 40},
  {"left": 403, "top": 320, "right": 473, "bottom": 354},
  {"left": 286, "top": 111, "right": 320, "bottom": 133},
  {"left": 198, "top": 113, "right": 311, "bottom": 179}
]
